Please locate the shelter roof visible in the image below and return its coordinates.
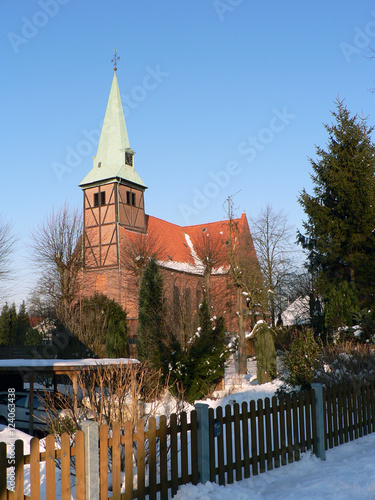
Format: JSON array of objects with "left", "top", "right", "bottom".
[{"left": 0, "top": 358, "right": 138, "bottom": 375}]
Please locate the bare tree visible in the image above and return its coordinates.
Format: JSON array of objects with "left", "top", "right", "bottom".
[
  {"left": 43, "top": 362, "right": 168, "bottom": 430},
  {"left": 190, "top": 229, "right": 227, "bottom": 304},
  {"left": 224, "top": 196, "right": 264, "bottom": 374},
  {"left": 250, "top": 204, "right": 297, "bottom": 326},
  {"left": 42, "top": 362, "right": 188, "bottom": 473},
  {"left": 29, "top": 204, "right": 83, "bottom": 324},
  {"left": 0, "top": 215, "right": 17, "bottom": 299},
  {"left": 121, "top": 230, "right": 165, "bottom": 289}
]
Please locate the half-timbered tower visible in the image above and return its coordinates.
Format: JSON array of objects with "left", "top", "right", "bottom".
[{"left": 79, "top": 69, "right": 147, "bottom": 306}]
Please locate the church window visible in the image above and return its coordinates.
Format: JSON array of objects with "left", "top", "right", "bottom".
[
  {"left": 126, "top": 191, "right": 136, "bottom": 206},
  {"left": 173, "top": 286, "right": 180, "bottom": 324},
  {"left": 94, "top": 191, "right": 106, "bottom": 207},
  {"left": 185, "top": 288, "right": 191, "bottom": 317}
]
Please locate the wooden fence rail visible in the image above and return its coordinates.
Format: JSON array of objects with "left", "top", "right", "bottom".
[
  {"left": 324, "top": 381, "right": 375, "bottom": 450},
  {"left": 0, "top": 430, "right": 85, "bottom": 500},
  {"left": 208, "top": 389, "right": 317, "bottom": 486},
  {"left": 1, "top": 381, "right": 375, "bottom": 498},
  {"left": 99, "top": 410, "right": 199, "bottom": 500}
]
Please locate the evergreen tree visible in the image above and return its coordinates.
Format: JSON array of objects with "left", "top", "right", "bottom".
[
  {"left": 137, "top": 259, "right": 170, "bottom": 373},
  {"left": 24, "top": 327, "right": 43, "bottom": 346},
  {"left": 105, "top": 317, "right": 128, "bottom": 358},
  {"left": 16, "top": 301, "right": 31, "bottom": 345},
  {"left": 0, "top": 301, "right": 42, "bottom": 346},
  {"left": 0, "top": 303, "right": 17, "bottom": 345},
  {"left": 77, "top": 293, "right": 128, "bottom": 357},
  {"left": 298, "top": 99, "right": 375, "bottom": 329},
  {"left": 323, "top": 281, "right": 359, "bottom": 338},
  {"left": 171, "top": 299, "right": 229, "bottom": 403}
]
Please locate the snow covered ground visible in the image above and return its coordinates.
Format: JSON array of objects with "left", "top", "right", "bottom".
[{"left": 175, "top": 433, "right": 375, "bottom": 499}]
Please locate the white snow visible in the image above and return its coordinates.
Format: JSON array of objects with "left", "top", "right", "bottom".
[
  {"left": 0, "top": 358, "right": 138, "bottom": 368},
  {"left": 175, "top": 434, "right": 375, "bottom": 499},
  {"left": 281, "top": 296, "right": 310, "bottom": 326},
  {"left": 184, "top": 233, "right": 205, "bottom": 270}
]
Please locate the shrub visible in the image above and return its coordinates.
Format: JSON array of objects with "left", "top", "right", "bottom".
[
  {"left": 273, "top": 326, "right": 295, "bottom": 352},
  {"left": 314, "top": 343, "right": 375, "bottom": 387},
  {"left": 280, "top": 329, "right": 321, "bottom": 390}
]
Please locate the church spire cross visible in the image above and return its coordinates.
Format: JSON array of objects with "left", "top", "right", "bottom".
[{"left": 111, "top": 49, "right": 120, "bottom": 71}]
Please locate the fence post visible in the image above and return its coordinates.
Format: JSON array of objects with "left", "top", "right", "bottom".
[
  {"left": 195, "top": 403, "right": 210, "bottom": 484},
  {"left": 81, "top": 420, "right": 100, "bottom": 500},
  {"left": 311, "top": 383, "right": 326, "bottom": 461}
]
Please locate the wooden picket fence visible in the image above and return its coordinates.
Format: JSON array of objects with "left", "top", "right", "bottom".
[
  {"left": 1, "top": 381, "right": 375, "bottom": 498},
  {"left": 208, "top": 389, "right": 317, "bottom": 485},
  {"left": 0, "top": 430, "right": 85, "bottom": 500},
  {"left": 99, "top": 412, "right": 199, "bottom": 499},
  {"left": 324, "top": 380, "right": 375, "bottom": 449}
]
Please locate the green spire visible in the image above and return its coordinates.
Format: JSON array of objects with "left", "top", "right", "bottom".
[{"left": 80, "top": 71, "right": 146, "bottom": 188}]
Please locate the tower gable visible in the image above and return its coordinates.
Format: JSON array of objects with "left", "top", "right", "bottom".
[{"left": 118, "top": 182, "right": 146, "bottom": 232}]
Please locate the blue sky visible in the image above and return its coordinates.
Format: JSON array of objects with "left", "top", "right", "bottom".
[{"left": 1, "top": 0, "right": 375, "bottom": 306}]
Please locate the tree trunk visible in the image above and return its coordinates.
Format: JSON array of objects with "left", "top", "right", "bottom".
[{"left": 237, "top": 287, "right": 247, "bottom": 374}]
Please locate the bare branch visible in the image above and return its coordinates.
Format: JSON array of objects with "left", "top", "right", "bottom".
[
  {"left": 249, "top": 204, "right": 297, "bottom": 326},
  {"left": 29, "top": 204, "right": 83, "bottom": 319},
  {"left": 0, "top": 215, "right": 17, "bottom": 283}
]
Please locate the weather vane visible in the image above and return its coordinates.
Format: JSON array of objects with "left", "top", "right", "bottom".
[{"left": 112, "top": 49, "right": 120, "bottom": 71}]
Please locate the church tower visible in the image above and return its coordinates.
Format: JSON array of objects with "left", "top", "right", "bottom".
[{"left": 80, "top": 60, "right": 147, "bottom": 273}]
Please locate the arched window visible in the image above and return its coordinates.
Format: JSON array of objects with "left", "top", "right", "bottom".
[{"left": 95, "top": 274, "right": 106, "bottom": 294}]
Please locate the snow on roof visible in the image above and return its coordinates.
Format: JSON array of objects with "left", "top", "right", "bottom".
[
  {"left": 0, "top": 358, "right": 139, "bottom": 369},
  {"left": 184, "top": 233, "right": 204, "bottom": 269},
  {"left": 281, "top": 296, "right": 310, "bottom": 326},
  {"left": 157, "top": 259, "right": 205, "bottom": 275}
]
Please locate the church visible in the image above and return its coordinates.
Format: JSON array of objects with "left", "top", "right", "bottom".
[{"left": 79, "top": 64, "right": 262, "bottom": 340}]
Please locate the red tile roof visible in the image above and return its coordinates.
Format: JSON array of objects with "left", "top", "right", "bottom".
[{"left": 121, "top": 212, "right": 254, "bottom": 274}]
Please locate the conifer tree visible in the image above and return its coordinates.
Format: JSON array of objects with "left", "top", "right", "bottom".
[
  {"left": 60, "top": 293, "right": 129, "bottom": 357},
  {"left": 323, "top": 281, "right": 359, "bottom": 336},
  {"left": 180, "top": 300, "right": 229, "bottom": 403},
  {"left": 105, "top": 317, "right": 128, "bottom": 358},
  {"left": 0, "top": 303, "right": 17, "bottom": 345},
  {"left": 16, "top": 301, "right": 32, "bottom": 345},
  {"left": 298, "top": 99, "right": 375, "bottom": 328},
  {"left": 137, "top": 259, "right": 170, "bottom": 373}
]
